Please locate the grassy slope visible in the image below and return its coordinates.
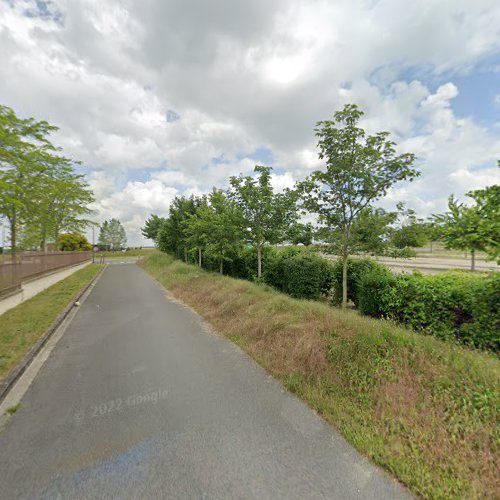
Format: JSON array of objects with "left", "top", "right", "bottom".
[
  {"left": 0, "top": 264, "right": 102, "bottom": 382},
  {"left": 139, "top": 252, "right": 499, "bottom": 499}
]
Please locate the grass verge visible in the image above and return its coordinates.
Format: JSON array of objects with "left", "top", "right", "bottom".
[
  {"left": 139, "top": 252, "right": 499, "bottom": 499},
  {"left": 0, "top": 264, "right": 103, "bottom": 382},
  {"left": 98, "top": 248, "right": 155, "bottom": 258}
]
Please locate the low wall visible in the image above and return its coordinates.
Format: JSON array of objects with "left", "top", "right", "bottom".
[{"left": 0, "top": 261, "right": 91, "bottom": 316}]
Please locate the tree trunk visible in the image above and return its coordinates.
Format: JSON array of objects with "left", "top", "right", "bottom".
[
  {"left": 184, "top": 247, "right": 188, "bottom": 262},
  {"left": 219, "top": 258, "right": 223, "bottom": 274},
  {"left": 471, "top": 248, "right": 476, "bottom": 272},
  {"left": 10, "top": 212, "right": 16, "bottom": 259},
  {"left": 257, "top": 245, "right": 262, "bottom": 278},
  {"left": 430, "top": 240, "right": 433, "bottom": 253},
  {"left": 198, "top": 247, "right": 202, "bottom": 267},
  {"left": 341, "top": 252, "right": 348, "bottom": 309}
]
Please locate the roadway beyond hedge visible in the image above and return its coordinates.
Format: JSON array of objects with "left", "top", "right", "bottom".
[{"left": 139, "top": 252, "right": 500, "bottom": 499}]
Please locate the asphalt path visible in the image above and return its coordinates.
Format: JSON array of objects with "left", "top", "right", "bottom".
[{"left": 0, "top": 263, "right": 410, "bottom": 499}]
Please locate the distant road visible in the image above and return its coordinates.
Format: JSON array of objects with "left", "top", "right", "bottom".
[
  {"left": 374, "top": 256, "right": 498, "bottom": 275},
  {"left": 323, "top": 254, "right": 498, "bottom": 275},
  {"left": 0, "top": 263, "right": 409, "bottom": 499}
]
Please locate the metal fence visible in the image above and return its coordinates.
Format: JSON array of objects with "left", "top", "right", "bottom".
[{"left": 0, "top": 251, "right": 91, "bottom": 297}]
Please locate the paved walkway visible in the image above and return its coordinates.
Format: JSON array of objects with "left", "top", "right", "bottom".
[{"left": 0, "top": 264, "right": 410, "bottom": 499}]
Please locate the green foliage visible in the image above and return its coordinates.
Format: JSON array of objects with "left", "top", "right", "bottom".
[
  {"left": 360, "top": 271, "right": 499, "bottom": 352},
  {"left": 330, "top": 258, "right": 391, "bottom": 306},
  {"left": 302, "top": 103, "right": 419, "bottom": 307},
  {"left": 350, "top": 207, "right": 396, "bottom": 255},
  {"left": 432, "top": 182, "right": 499, "bottom": 268},
  {"left": 390, "top": 202, "right": 428, "bottom": 249},
  {"left": 98, "top": 219, "right": 127, "bottom": 250},
  {"left": 184, "top": 190, "right": 245, "bottom": 272},
  {"left": 286, "top": 222, "right": 314, "bottom": 246},
  {"left": 141, "top": 215, "right": 166, "bottom": 243},
  {"left": 357, "top": 267, "right": 397, "bottom": 317},
  {"left": 0, "top": 104, "right": 93, "bottom": 253},
  {"left": 229, "top": 165, "right": 298, "bottom": 277},
  {"left": 265, "top": 248, "right": 334, "bottom": 299},
  {"left": 156, "top": 195, "right": 203, "bottom": 258},
  {"left": 57, "top": 232, "right": 92, "bottom": 251}
]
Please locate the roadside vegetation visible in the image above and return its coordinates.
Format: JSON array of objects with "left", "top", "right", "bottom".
[
  {"left": 139, "top": 252, "right": 499, "bottom": 499},
  {"left": 98, "top": 248, "right": 155, "bottom": 258},
  {"left": 0, "top": 264, "right": 102, "bottom": 382},
  {"left": 143, "top": 105, "right": 499, "bottom": 308}
]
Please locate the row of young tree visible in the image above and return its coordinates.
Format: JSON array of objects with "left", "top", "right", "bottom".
[
  {"left": 0, "top": 104, "right": 94, "bottom": 254},
  {"left": 143, "top": 104, "right": 499, "bottom": 308}
]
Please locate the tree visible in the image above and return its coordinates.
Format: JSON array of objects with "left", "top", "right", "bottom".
[
  {"left": 57, "top": 232, "right": 92, "bottom": 251},
  {"left": 390, "top": 202, "right": 428, "bottom": 250},
  {"left": 229, "top": 165, "right": 297, "bottom": 278},
  {"left": 469, "top": 183, "right": 500, "bottom": 263},
  {"left": 286, "top": 222, "right": 314, "bottom": 246},
  {"left": 433, "top": 185, "right": 499, "bottom": 270},
  {"left": 141, "top": 214, "right": 166, "bottom": 244},
  {"left": 185, "top": 190, "right": 245, "bottom": 273},
  {"left": 0, "top": 104, "right": 57, "bottom": 255},
  {"left": 0, "top": 105, "right": 94, "bottom": 253},
  {"left": 156, "top": 196, "right": 204, "bottom": 260},
  {"left": 303, "top": 104, "right": 419, "bottom": 308},
  {"left": 98, "top": 219, "right": 127, "bottom": 250},
  {"left": 350, "top": 207, "right": 397, "bottom": 255}
]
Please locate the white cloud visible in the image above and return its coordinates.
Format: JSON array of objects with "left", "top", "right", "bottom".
[{"left": 1, "top": 0, "right": 500, "bottom": 244}]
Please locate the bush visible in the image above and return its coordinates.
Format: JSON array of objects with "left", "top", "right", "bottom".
[
  {"left": 358, "top": 270, "right": 499, "bottom": 352},
  {"left": 459, "top": 272, "right": 500, "bottom": 351},
  {"left": 357, "top": 266, "right": 396, "bottom": 317},
  {"left": 330, "top": 258, "right": 391, "bottom": 306},
  {"left": 265, "top": 248, "right": 334, "bottom": 299}
]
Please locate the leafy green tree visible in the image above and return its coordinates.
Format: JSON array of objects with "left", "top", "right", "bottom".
[
  {"left": 0, "top": 105, "right": 57, "bottom": 254},
  {"left": 303, "top": 104, "right": 419, "bottom": 307},
  {"left": 156, "top": 196, "right": 204, "bottom": 260},
  {"left": 286, "top": 222, "right": 314, "bottom": 246},
  {"left": 229, "top": 165, "right": 297, "bottom": 278},
  {"left": 390, "top": 202, "right": 428, "bottom": 250},
  {"left": 469, "top": 184, "right": 500, "bottom": 262},
  {"left": 186, "top": 190, "right": 245, "bottom": 273},
  {"left": 350, "top": 207, "right": 397, "bottom": 255},
  {"left": 57, "top": 232, "right": 92, "bottom": 251},
  {"left": 141, "top": 214, "right": 166, "bottom": 244},
  {"left": 433, "top": 184, "right": 499, "bottom": 269},
  {"left": 0, "top": 104, "right": 93, "bottom": 253},
  {"left": 98, "top": 219, "right": 127, "bottom": 250}
]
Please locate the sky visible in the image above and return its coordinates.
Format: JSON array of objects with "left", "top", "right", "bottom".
[{"left": 1, "top": 0, "right": 499, "bottom": 246}]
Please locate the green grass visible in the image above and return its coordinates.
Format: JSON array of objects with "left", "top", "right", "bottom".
[
  {"left": 0, "top": 264, "right": 103, "bottom": 382},
  {"left": 5, "top": 403, "right": 21, "bottom": 415},
  {"left": 98, "top": 248, "right": 155, "bottom": 258},
  {"left": 139, "top": 252, "right": 500, "bottom": 499}
]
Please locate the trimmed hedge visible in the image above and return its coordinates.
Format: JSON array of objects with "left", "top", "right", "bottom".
[
  {"left": 358, "top": 271, "right": 499, "bottom": 352},
  {"left": 330, "top": 258, "right": 391, "bottom": 306},
  {"left": 265, "top": 248, "right": 334, "bottom": 299}
]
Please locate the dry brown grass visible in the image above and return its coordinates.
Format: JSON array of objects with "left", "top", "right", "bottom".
[{"left": 140, "top": 253, "right": 500, "bottom": 499}]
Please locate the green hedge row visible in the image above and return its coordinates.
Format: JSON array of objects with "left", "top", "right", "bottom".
[
  {"left": 173, "top": 248, "right": 499, "bottom": 353},
  {"left": 329, "top": 259, "right": 499, "bottom": 352}
]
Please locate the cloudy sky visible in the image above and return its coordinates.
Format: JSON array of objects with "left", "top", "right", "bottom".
[{"left": 1, "top": 0, "right": 499, "bottom": 245}]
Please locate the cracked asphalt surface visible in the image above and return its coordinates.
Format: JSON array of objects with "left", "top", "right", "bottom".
[{"left": 0, "top": 263, "right": 411, "bottom": 499}]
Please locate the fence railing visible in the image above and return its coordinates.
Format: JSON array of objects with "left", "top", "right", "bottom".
[{"left": 0, "top": 251, "right": 92, "bottom": 297}]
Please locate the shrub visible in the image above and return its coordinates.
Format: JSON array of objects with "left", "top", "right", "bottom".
[
  {"left": 265, "top": 248, "right": 334, "bottom": 299},
  {"left": 330, "top": 258, "right": 391, "bottom": 306},
  {"left": 359, "top": 270, "right": 499, "bottom": 352},
  {"left": 459, "top": 272, "right": 500, "bottom": 351},
  {"left": 357, "top": 266, "right": 396, "bottom": 317}
]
